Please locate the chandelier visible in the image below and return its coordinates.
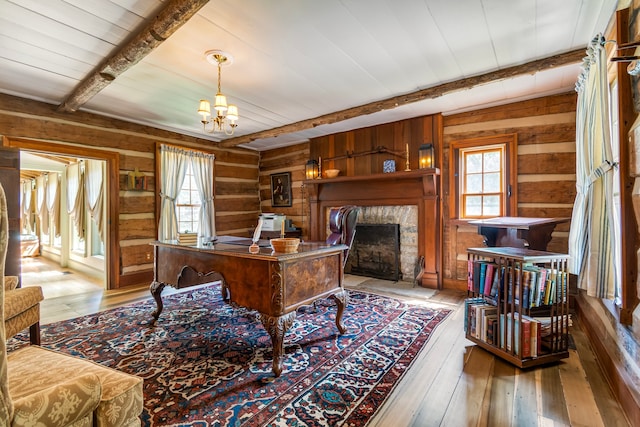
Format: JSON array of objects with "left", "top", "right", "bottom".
[{"left": 197, "top": 50, "right": 239, "bottom": 135}]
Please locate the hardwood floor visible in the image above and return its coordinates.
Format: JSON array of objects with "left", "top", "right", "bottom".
[{"left": 21, "top": 258, "right": 631, "bottom": 427}]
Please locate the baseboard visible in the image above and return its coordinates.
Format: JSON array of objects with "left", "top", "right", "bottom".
[{"left": 118, "top": 270, "right": 153, "bottom": 289}]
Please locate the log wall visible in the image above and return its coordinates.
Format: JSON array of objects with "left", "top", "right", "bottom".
[
  {"left": 0, "top": 93, "right": 259, "bottom": 289},
  {"left": 258, "top": 143, "right": 309, "bottom": 236},
  {"left": 443, "top": 92, "right": 577, "bottom": 288}
]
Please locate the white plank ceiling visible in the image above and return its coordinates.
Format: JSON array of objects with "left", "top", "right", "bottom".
[{"left": 0, "top": 0, "right": 621, "bottom": 151}]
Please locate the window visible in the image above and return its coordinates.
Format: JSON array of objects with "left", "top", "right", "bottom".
[
  {"left": 461, "top": 146, "right": 503, "bottom": 218},
  {"left": 176, "top": 162, "right": 201, "bottom": 234},
  {"left": 450, "top": 134, "right": 517, "bottom": 219}
]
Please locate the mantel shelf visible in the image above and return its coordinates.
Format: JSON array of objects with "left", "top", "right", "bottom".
[{"left": 303, "top": 168, "right": 440, "bottom": 186}]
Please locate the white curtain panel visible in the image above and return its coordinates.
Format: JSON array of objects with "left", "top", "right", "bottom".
[
  {"left": 84, "top": 159, "right": 105, "bottom": 240},
  {"left": 46, "top": 172, "right": 61, "bottom": 237},
  {"left": 35, "top": 175, "right": 48, "bottom": 235},
  {"left": 21, "top": 180, "right": 32, "bottom": 234},
  {"left": 191, "top": 151, "right": 216, "bottom": 241},
  {"left": 568, "top": 34, "right": 617, "bottom": 299},
  {"left": 66, "top": 162, "right": 85, "bottom": 240},
  {"left": 158, "top": 144, "right": 189, "bottom": 241}
]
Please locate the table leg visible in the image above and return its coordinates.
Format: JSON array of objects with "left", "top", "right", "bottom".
[
  {"left": 330, "top": 289, "right": 349, "bottom": 334},
  {"left": 259, "top": 311, "right": 296, "bottom": 377},
  {"left": 150, "top": 280, "right": 166, "bottom": 325}
]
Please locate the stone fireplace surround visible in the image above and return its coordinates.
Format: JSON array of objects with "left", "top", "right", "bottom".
[
  {"left": 348, "top": 206, "right": 418, "bottom": 282},
  {"left": 305, "top": 169, "right": 440, "bottom": 288}
]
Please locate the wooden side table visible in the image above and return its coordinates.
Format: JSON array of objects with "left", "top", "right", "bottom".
[{"left": 468, "top": 217, "right": 569, "bottom": 251}]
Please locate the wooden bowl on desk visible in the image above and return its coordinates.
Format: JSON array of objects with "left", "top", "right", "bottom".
[{"left": 271, "top": 238, "right": 300, "bottom": 253}]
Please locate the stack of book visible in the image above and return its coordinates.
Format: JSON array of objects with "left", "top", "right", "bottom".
[{"left": 177, "top": 232, "right": 198, "bottom": 246}]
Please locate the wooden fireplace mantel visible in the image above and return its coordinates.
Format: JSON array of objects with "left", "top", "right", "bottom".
[{"left": 304, "top": 168, "right": 441, "bottom": 288}]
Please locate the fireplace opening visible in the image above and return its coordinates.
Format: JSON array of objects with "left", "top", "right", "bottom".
[{"left": 345, "top": 224, "right": 400, "bottom": 281}]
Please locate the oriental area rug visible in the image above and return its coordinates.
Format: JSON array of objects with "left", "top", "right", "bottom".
[{"left": 8, "top": 284, "right": 451, "bottom": 426}]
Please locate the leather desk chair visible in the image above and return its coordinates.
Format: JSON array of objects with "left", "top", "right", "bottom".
[{"left": 326, "top": 205, "right": 359, "bottom": 266}]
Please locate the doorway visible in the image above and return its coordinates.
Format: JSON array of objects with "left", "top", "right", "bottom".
[
  {"left": 20, "top": 151, "right": 107, "bottom": 290},
  {"left": 4, "top": 137, "right": 120, "bottom": 290}
]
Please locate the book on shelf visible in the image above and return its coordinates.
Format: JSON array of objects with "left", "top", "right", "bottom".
[
  {"left": 486, "top": 315, "right": 499, "bottom": 345},
  {"left": 469, "top": 302, "right": 493, "bottom": 338},
  {"left": 467, "top": 259, "right": 474, "bottom": 291},
  {"left": 478, "top": 261, "right": 488, "bottom": 294},
  {"left": 464, "top": 297, "right": 485, "bottom": 333},
  {"left": 468, "top": 259, "right": 498, "bottom": 295},
  {"left": 498, "top": 312, "right": 541, "bottom": 358},
  {"left": 484, "top": 263, "right": 496, "bottom": 296},
  {"left": 478, "top": 305, "right": 497, "bottom": 340},
  {"left": 489, "top": 265, "right": 501, "bottom": 299}
]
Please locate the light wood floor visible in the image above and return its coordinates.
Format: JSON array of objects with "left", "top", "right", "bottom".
[{"left": 21, "top": 257, "right": 631, "bottom": 427}]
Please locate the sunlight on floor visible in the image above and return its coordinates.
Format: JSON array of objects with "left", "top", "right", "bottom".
[{"left": 21, "top": 257, "right": 103, "bottom": 300}]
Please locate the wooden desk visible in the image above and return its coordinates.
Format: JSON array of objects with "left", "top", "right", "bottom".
[
  {"left": 260, "top": 229, "right": 302, "bottom": 239},
  {"left": 468, "top": 217, "right": 569, "bottom": 251},
  {"left": 150, "top": 236, "right": 348, "bottom": 377}
]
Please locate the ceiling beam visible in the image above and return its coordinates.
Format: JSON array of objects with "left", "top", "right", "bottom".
[
  {"left": 58, "top": 0, "right": 209, "bottom": 113},
  {"left": 220, "top": 48, "right": 585, "bottom": 148}
]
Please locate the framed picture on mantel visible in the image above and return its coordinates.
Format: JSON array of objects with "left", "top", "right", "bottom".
[{"left": 271, "top": 172, "right": 292, "bottom": 207}]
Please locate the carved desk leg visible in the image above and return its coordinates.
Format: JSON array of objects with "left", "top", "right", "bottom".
[
  {"left": 149, "top": 281, "right": 166, "bottom": 326},
  {"left": 330, "top": 289, "right": 349, "bottom": 334},
  {"left": 259, "top": 312, "right": 296, "bottom": 377}
]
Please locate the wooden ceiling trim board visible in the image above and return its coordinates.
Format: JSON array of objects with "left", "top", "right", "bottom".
[
  {"left": 57, "top": 0, "right": 210, "bottom": 113},
  {"left": 219, "top": 48, "right": 586, "bottom": 148}
]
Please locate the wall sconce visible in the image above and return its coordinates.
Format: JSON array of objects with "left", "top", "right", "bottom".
[
  {"left": 419, "top": 143, "right": 434, "bottom": 169},
  {"left": 305, "top": 159, "right": 319, "bottom": 179}
]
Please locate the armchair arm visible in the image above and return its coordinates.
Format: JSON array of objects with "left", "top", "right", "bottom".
[
  {"left": 4, "top": 276, "right": 18, "bottom": 291},
  {"left": 11, "top": 373, "right": 102, "bottom": 427}
]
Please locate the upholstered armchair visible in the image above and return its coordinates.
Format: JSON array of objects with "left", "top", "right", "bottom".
[
  {"left": 4, "top": 275, "right": 44, "bottom": 345},
  {"left": 326, "top": 205, "right": 360, "bottom": 266},
  {"left": 0, "top": 182, "right": 144, "bottom": 426}
]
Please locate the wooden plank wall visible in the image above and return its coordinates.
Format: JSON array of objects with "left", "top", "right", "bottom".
[
  {"left": 309, "top": 115, "right": 440, "bottom": 176},
  {"left": 443, "top": 92, "right": 577, "bottom": 288},
  {"left": 0, "top": 93, "right": 259, "bottom": 289}
]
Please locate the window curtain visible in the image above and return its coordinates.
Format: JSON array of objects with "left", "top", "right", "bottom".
[
  {"left": 35, "top": 175, "right": 48, "bottom": 235},
  {"left": 191, "top": 151, "right": 216, "bottom": 240},
  {"left": 568, "top": 34, "right": 617, "bottom": 299},
  {"left": 158, "top": 144, "right": 189, "bottom": 241},
  {"left": 85, "top": 159, "right": 105, "bottom": 240},
  {"left": 21, "top": 180, "right": 33, "bottom": 234},
  {"left": 66, "top": 162, "right": 85, "bottom": 240},
  {"left": 46, "top": 172, "right": 61, "bottom": 238}
]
